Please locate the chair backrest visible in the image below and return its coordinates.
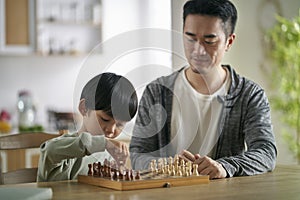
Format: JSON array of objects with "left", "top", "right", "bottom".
[{"left": 0, "top": 132, "right": 60, "bottom": 184}]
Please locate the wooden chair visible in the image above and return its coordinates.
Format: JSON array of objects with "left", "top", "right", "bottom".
[{"left": 0, "top": 132, "right": 60, "bottom": 184}]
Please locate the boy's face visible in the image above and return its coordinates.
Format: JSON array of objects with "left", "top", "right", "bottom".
[{"left": 83, "top": 110, "right": 126, "bottom": 138}]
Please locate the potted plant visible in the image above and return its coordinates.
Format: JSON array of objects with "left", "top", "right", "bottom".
[{"left": 265, "top": 10, "right": 300, "bottom": 164}]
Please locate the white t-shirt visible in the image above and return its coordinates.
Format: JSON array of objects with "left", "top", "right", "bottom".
[{"left": 170, "top": 67, "right": 231, "bottom": 157}]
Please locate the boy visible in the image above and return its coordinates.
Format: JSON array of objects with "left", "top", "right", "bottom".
[{"left": 38, "top": 73, "right": 138, "bottom": 181}]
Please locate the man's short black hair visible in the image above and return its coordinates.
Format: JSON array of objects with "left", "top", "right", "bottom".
[{"left": 183, "top": 0, "right": 238, "bottom": 37}]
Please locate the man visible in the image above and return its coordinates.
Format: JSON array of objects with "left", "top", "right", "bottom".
[{"left": 130, "top": 0, "right": 277, "bottom": 179}]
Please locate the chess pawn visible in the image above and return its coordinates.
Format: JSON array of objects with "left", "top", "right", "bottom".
[
  {"left": 150, "top": 161, "right": 154, "bottom": 174},
  {"left": 135, "top": 171, "right": 141, "bottom": 180},
  {"left": 112, "top": 169, "right": 119, "bottom": 180},
  {"left": 100, "top": 165, "right": 104, "bottom": 177},
  {"left": 130, "top": 170, "right": 134, "bottom": 180},
  {"left": 176, "top": 167, "right": 182, "bottom": 177},
  {"left": 184, "top": 166, "right": 191, "bottom": 177},
  {"left": 88, "top": 164, "right": 93, "bottom": 176},
  {"left": 103, "top": 164, "right": 107, "bottom": 177},
  {"left": 174, "top": 155, "right": 179, "bottom": 165},
  {"left": 150, "top": 160, "right": 157, "bottom": 176},
  {"left": 168, "top": 156, "right": 173, "bottom": 166},
  {"left": 163, "top": 158, "right": 168, "bottom": 166},
  {"left": 181, "top": 165, "right": 186, "bottom": 176},
  {"left": 164, "top": 164, "right": 168, "bottom": 175},
  {"left": 158, "top": 158, "right": 164, "bottom": 166},
  {"left": 152, "top": 159, "right": 158, "bottom": 172},
  {"left": 171, "top": 165, "right": 176, "bottom": 176},
  {"left": 93, "top": 162, "right": 98, "bottom": 176},
  {"left": 186, "top": 162, "right": 192, "bottom": 175},
  {"left": 192, "top": 164, "right": 199, "bottom": 176},
  {"left": 180, "top": 159, "right": 185, "bottom": 167},
  {"left": 125, "top": 170, "right": 131, "bottom": 181},
  {"left": 104, "top": 158, "right": 108, "bottom": 167},
  {"left": 97, "top": 162, "right": 102, "bottom": 177},
  {"left": 165, "top": 165, "right": 171, "bottom": 176},
  {"left": 158, "top": 163, "right": 165, "bottom": 175},
  {"left": 119, "top": 164, "right": 126, "bottom": 180},
  {"left": 106, "top": 161, "right": 111, "bottom": 178},
  {"left": 119, "top": 170, "right": 124, "bottom": 180}
]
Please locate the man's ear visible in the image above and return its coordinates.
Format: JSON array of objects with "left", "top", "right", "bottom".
[
  {"left": 225, "top": 33, "right": 236, "bottom": 51},
  {"left": 78, "top": 99, "right": 87, "bottom": 116}
]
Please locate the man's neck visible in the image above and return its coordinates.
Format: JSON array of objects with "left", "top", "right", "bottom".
[{"left": 185, "top": 66, "right": 227, "bottom": 95}]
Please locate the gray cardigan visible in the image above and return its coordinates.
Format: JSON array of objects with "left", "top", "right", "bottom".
[{"left": 130, "top": 65, "right": 277, "bottom": 177}]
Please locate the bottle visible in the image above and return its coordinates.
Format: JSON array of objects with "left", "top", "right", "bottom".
[{"left": 17, "top": 90, "right": 36, "bottom": 129}]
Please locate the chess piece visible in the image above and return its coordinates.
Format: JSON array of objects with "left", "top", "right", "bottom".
[
  {"left": 158, "top": 163, "right": 165, "bottom": 175},
  {"left": 163, "top": 158, "right": 168, "bottom": 166},
  {"left": 186, "top": 162, "right": 192, "bottom": 176},
  {"left": 119, "top": 170, "right": 124, "bottom": 180},
  {"left": 181, "top": 165, "right": 186, "bottom": 176},
  {"left": 135, "top": 171, "right": 141, "bottom": 180},
  {"left": 98, "top": 162, "right": 103, "bottom": 177},
  {"left": 111, "top": 168, "right": 117, "bottom": 180},
  {"left": 180, "top": 159, "right": 185, "bottom": 167},
  {"left": 93, "top": 162, "right": 98, "bottom": 176},
  {"left": 168, "top": 156, "right": 173, "bottom": 167},
  {"left": 171, "top": 165, "right": 176, "bottom": 176},
  {"left": 125, "top": 170, "right": 130, "bottom": 181},
  {"left": 176, "top": 167, "right": 182, "bottom": 177},
  {"left": 192, "top": 164, "right": 199, "bottom": 176},
  {"left": 130, "top": 170, "right": 134, "bottom": 180},
  {"left": 103, "top": 163, "right": 107, "bottom": 177},
  {"left": 88, "top": 164, "right": 93, "bottom": 176},
  {"left": 119, "top": 164, "right": 125, "bottom": 180}
]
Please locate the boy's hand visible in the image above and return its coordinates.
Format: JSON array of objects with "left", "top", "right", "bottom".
[{"left": 105, "top": 139, "right": 129, "bottom": 165}]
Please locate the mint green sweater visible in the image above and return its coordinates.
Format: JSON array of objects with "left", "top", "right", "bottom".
[{"left": 37, "top": 132, "right": 112, "bottom": 182}]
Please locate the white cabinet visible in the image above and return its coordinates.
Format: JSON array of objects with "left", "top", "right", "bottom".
[
  {"left": 36, "top": 0, "right": 102, "bottom": 56},
  {"left": 0, "top": 0, "right": 35, "bottom": 54},
  {"left": 0, "top": 0, "right": 102, "bottom": 56}
]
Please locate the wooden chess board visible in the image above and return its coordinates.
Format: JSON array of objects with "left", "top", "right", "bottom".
[
  {"left": 78, "top": 157, "right": 209, "bottom": 190},
  {"left": 78, "top": 174, "right": 209, "bottom": 191}
]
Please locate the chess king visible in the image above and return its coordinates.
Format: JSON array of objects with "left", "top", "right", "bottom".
[{"left": 129, "top": 0, "right": 277, "bottom": 179}]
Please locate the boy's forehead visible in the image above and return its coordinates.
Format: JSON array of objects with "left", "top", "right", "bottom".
[{"left": 95, "top": 110, "right": 127, "bottom": 123}]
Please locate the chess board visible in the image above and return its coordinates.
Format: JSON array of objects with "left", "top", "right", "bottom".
[
  {"left": 78, "top": 174, "right": 209, "bottom": 191},
  {"left": 78, "top": 156, "right": 209, "bottom": 190}
]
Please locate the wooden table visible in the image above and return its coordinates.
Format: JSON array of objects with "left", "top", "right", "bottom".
[{"left": 1, "top": 165, "right": 299, "bottom": 200}]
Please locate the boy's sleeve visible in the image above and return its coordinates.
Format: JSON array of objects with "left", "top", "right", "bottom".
[
  {"left": 37, "top": 132, "right": 107, "bottom": 181},
  {"left": 40, "top": 132, "right": 106, "bottom": 165}
]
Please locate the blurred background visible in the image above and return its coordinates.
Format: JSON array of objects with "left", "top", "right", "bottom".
[{"left": 0, "top": 0, "right": 300, "bottom": 166}]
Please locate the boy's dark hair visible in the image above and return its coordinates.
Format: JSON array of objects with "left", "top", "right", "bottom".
[
  {"left": 183, "top": 0, "right": 238, "bottom": 37},
  {"left": 80, "top": 73, "right": 138, "bottom": 122}
]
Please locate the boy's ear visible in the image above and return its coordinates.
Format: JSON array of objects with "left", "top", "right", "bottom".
[{"left": 78, "top": 99, "right": 87, "bottom": 116}]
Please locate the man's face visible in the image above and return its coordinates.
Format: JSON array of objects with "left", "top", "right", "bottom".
[{"left": 183, "top": 14, "right": 234, "bottom": 75}]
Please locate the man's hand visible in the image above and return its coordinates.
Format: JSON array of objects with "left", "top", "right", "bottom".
[
  {"left": 193, "top": 155, "right": 227, "bottom": 179},
  {"left": 179, "top": 150, "right": 227, "bottom": 179},
  {"left": 105, "top": 139, "right": 129, "bottom": 165}
]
